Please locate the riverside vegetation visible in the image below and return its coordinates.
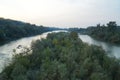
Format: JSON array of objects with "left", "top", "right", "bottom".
[
  {"left": 0, "top": 32, "right": 120, "bottom": 80},
  {"left": 69, "top": 22, "right": 120, "bottom": 44},
  {"left": 0, "top": 18, "right": 51, "bottom": 45},
  {"left": 87, "top": 21, "right": 120, "bottom": 44}
]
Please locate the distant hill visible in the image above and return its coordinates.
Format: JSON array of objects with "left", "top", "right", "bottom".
[{"left": 0, "top": 18, "right": 52, "bottom": 45}]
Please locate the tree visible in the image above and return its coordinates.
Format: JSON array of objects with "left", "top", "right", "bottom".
[
  {"left": 107, "top": 21, "right": 117, "bottom": 31},
  {"left": 70, "top": 31, "right": 78, "bottom": 40}
]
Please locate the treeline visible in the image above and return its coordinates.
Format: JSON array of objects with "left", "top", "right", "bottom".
[
  {"left": 68, "top": 21, "right": 120, "bottom": 44},
  {"left": 0, "top": 32, "right": 120, "bottom": 80},
  {"left": 68, "top": 28, "right": 87, "bottom": 34},
  {"left": 87, "top": 21, "right": 120, "bottom": 44},
  {"left": 0, "top": 18, "right": 52, "bottom": 45}
]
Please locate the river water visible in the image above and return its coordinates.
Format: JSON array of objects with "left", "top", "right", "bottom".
[{"left": 0, "top": 31, "right": 120, "bottom": 72}]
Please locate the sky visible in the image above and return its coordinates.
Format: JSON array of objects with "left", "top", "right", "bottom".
[{"left": 0, "top": 0, "right": 120, "bottom": 28}]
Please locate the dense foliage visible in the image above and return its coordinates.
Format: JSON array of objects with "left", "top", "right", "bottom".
[
  {"left": 0, "top": 18, "right": 51, "bottom": 45},
  {"left": 87, "top": 21, "right": 120, "bottom": 44},
  {"left": 0, "top": 32, "right": 120, "bottom": 80}
]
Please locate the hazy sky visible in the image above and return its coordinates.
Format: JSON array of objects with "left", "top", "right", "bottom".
[{"left": 0, "top": 0, "right": 120, "bottom": 28}]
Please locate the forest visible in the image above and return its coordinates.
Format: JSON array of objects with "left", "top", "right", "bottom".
[
  {"left": 0, "top": 18, "right": 52, "bottom": 45},
  {"left": 69, "top": 21, "right": 120, "bottom": 44},
  {"left": 0, "top": 32, "right": 120, "bottom": 80},
  {"left": 87, "top": 21, "right": 120, "bottom": 44}
]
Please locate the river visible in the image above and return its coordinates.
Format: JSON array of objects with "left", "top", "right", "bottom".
[{"left": 0, "top": 31, "right": 120, "bottom": 72}]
